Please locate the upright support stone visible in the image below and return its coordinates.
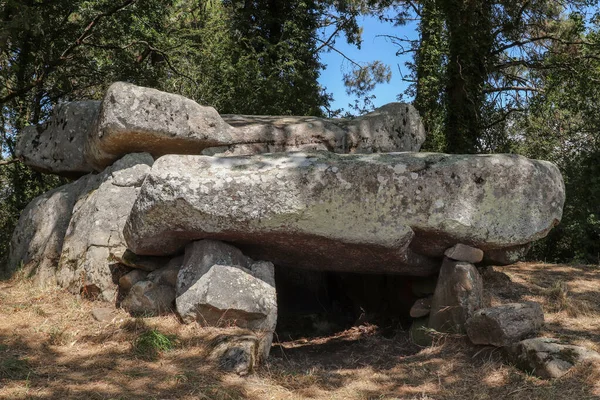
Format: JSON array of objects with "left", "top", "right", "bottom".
[
  {"left": 428, "top": 258, "right": 484, "bottom": 333},
  {"left": 56, "top": 153, "right": 154, "bottom": 301}
]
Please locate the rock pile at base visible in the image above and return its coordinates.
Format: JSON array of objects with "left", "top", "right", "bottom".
[{"left": 7, "top": 82, "right": 569, "bottom": 373}]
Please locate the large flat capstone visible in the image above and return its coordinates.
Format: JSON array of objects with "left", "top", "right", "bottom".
[
  {"left": 124, "top": 152, "right": 565, "bottom": 275},
  {"left": 213, "top": 102, "right": 425, "bottom": 156}
]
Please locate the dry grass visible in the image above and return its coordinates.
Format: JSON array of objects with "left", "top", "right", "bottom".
[{"left": 0, "top": 262, "right": 599, "bottom": 399}]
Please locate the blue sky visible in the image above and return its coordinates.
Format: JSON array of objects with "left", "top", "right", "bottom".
[{"left": 317, "top": 15, "right": 419, "bottom": 114}]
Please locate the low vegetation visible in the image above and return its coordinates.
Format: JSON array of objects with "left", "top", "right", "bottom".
[{"left": 0, "top": 262, "right": 598, "bottom": 399}]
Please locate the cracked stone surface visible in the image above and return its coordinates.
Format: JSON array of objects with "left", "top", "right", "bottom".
[{"left": 55, "top": 153, "right": 154, "bottom": 301}]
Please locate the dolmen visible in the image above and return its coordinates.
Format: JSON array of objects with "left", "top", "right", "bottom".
[{"left": 7, "top": 82, "right": 573, "bottom": 376}]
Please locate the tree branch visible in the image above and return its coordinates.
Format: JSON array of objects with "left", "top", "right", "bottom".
[
  {"left": 314, "top": 37, "right": 362, "bottom": 68},
  {"left": 0, "top": 158, "right": 22, "bottom": 167},
  {"left": 483, "top": 86, "right": 543, "bottom": 94}
]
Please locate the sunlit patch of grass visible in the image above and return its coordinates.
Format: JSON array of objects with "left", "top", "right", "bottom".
[
  {"left": 544, "top": 280, "right": 592, "bottom": 317},
  {"left": 133, "top": 329, "right": 177, "bottom": 360}
]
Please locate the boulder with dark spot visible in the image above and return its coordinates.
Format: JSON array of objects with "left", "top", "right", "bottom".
[{"left": 16, "top": 101, "right": 99, "bottom": 177}]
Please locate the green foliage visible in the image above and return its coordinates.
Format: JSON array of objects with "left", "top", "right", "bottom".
[
  {"left": 133, "top": 329, "right": 177, "bottom": 360},
  {"left": 155, "top": 0, "right": 332, "bottom": 116},
  {"left": 0, "top": 0, "right": 335, "bottom": 269},
  {"left": 512, "top": 16, "right": 600, "bottom": 263}
]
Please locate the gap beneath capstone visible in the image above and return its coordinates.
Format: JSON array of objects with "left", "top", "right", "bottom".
[{"left": 275, "top": 265, "right": 436, "bottom": 340}]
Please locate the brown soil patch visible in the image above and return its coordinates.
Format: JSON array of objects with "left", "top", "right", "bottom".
[{"left": 1, "top": 262, "right": 599, "bottom": 399}]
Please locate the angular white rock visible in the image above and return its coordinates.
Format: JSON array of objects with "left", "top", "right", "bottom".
[{"left": 176, "top": 264, "right": 277, "bottom": 331}]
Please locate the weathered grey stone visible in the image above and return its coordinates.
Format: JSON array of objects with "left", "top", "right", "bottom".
[
  {"left": 176, "top": 240, "right": 253, "bottom": 295},
  {"left": 55, "top": 153, "right": 154, "bottom": 301},
  {"left": 121, "top": 280, "right": 176, "bottom": 315},
  {"left": 466, "top": 302, "right": 544, "bottom": 347},
  {"left": 147, "top": 256, "right": 183, "bottom": 287},
  {"left": 410, "top": 297, "right": 432, "bottom": 318},
  {"left": 429, "top": 258, "right": 484, "bottom": 333},
  {"left": 176, "top": 264, "right": 277, "bottom": 331},
  {"left": 250, "top": 260, "right": 276, "bottom": 288},
  {"left": 444, "top": 244, "right": 484, "bottom": 263},
  {"left": 118, "top": 269, "right": 148, "bottom": 291},
  {"left": 85, "top": 82, "right": 243, "bottom": 170},
  {"left": 124, "top": 152, "right": 564, "bottom": 274},
  {"left": 16, "top": 101, "right": 99, "bottom": 177},
  {"left": 7, "top": 176, "right": 93, "bottom": 285},
  {"left": 216, "top": 102, "right": 425, "bottom": 156},
  {"left": 208, "top": 332, "right": 273, "bottom": 375},
  {"left": 506, "top": 338, "right": 600, "bottom": 379},
  {"left": 91, "top": 307, "right": 116, "bottom": 322}
]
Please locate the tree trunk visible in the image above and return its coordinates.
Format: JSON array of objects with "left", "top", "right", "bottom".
[{"left": 439, "top": 0, "right": 493, "bottom": 154}]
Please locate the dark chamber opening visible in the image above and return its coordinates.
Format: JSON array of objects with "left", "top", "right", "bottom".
[{"left": 275, "top": 265, "right": 435, "bottom": 341}]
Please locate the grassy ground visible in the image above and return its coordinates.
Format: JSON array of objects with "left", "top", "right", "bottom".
[{"left": 0, "top": 262, "right": 599, "bottom": 399}]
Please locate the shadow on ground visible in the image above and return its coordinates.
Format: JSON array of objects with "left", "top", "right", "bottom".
[{"left": 0, "top": 262, "right": 599, "bottom": 399}]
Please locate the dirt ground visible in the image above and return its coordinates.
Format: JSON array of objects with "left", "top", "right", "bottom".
[{"left": 1, "top": 262, "right": 599, "bottom": 400}]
